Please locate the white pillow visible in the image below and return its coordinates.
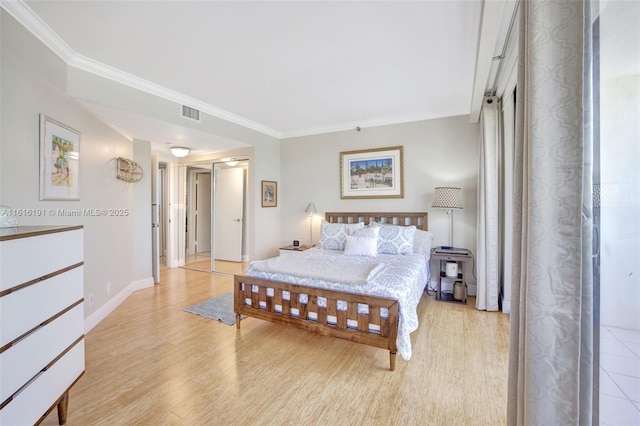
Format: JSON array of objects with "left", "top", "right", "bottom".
[
  {"left": 351, "top": 226, "right": 380, "bottom": 239},
  {"left": 370, "top": 222, "right": 416, "bottom": 255},
  {"left": 317, "top": 221, "right": 364, "bottom": 250},
  {"left": 344, "top": 235, "right": 378, "bottom": 257},
  {"left": 413, "top": 229, "right": 435, "bottom": 261}
]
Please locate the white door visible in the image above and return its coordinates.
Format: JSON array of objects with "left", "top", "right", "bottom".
[
  {"left": 214, "top": 167, "right": 244, "bottom": 261},
  {"left": 195, "top": 172, "right": 211, "bottom": 253}
]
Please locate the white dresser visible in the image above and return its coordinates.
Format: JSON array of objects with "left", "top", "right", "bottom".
[{"left": 0, "top": 225, "right": 85, "bottom": 425}]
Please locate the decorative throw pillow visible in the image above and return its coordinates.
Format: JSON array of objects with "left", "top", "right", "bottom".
[
  {"left": 344, "top": 235, "right": 378, "bottom": 257},
  {"left": 370, "top": 222, "right": 416, "bottom": 255},
  {"left": 317, "top": 221, "right": 364, "bottom": 250}
]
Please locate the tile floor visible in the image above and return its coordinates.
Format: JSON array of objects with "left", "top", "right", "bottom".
[{"left": 600, "top": 326, "right": 640, "bottom": 425}]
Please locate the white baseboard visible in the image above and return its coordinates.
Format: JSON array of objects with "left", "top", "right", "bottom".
[
  {"left": 84, "top": 277, "right": 154, "bottom": 333},
  {"left": 132, "top": 277, "right": 154, "bottom": 291}
]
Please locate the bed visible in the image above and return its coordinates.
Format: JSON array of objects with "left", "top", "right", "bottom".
[{"left": 234, "top": 212, "right": 432, "bottom": 371}]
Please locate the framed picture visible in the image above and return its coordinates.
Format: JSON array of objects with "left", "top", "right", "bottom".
[
  {"left": 261, "top": 180, "right": 277, "bottom": 207},
  {"left": 340, "top": 146, "right": 404, "bottom": 199},
  {"left": 39, "top": 114, "right": 81, "bottom": 200}
]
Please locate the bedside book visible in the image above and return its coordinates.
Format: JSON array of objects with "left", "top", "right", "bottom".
[{"left": 433, "top": 246, "right": 470, "bottom": 255}]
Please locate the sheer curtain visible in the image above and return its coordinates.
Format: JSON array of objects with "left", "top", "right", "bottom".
[
  {"left": 507, "top": 0, "right": 594, "bottom": 424},
  {"left": 477, "top": 96, "right": 500, "bottom": 311}
]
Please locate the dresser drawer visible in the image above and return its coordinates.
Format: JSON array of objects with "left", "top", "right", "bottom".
[
  {"left": 0, "top": 228, "right": 83, "bottom": 292},
  {"left": 0, "top": 266, "right": 83, "bottom": 347},
  {"left": 0, "top": 339, "right": 85, "bottom": 426},
  {"left": 0, "top": 303, "right": 84, "bottom": 403}
]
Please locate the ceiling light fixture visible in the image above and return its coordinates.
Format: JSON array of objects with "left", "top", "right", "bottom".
[
  {"left": 221, "top": 157, "right": 239, "bottom": 167},
  {"left": 169, "top": 147, "right": 190, "bottom": 158}
]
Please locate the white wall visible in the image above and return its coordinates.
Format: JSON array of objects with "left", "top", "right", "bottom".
[
  {"left": 251, "top": 139, "right": 282, "bottom": 259},
  {"left": 0, "top": 11, "right": 151, "bottom": 325},
  {"left": 280, "top": 116, "right": 480, "bottom": 287},
  {"left": 132, "top": 139, "right": 153, "bottom": 284}
]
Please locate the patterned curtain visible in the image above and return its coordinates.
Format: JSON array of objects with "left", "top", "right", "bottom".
[
  {"left": 507, "top": 0, "right": 594, "bottom": 424},
  {"left": 477, "top": 96, "right": 500, "bottom": 311}
]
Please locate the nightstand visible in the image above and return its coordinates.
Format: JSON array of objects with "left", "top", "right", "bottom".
[
  {"left": 430, "top": 247, "right": 472, "bottom": 304},
  {"left": 279, "top": 245, "right": 311, "bottom": 256}
]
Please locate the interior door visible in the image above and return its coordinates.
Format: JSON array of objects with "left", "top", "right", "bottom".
[
  {"left": 195, "top": 172, "right": 211, "bottom": 254},
  {"left": 214, "top": 167, "right": 244, "bottom": 261}
]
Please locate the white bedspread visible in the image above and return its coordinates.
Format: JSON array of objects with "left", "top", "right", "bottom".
[
  {"left": 245, "top": 248, "right": 429, "bottom": 360},
  {"left": 248, "top": 254, "right": 384, "bottom": 285}
]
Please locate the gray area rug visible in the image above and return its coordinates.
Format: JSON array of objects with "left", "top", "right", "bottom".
[{"left": 183, "top": 292, "right": 243, "bottom": 325}]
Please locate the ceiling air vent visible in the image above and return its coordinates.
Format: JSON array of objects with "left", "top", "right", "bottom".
[{"left": 181, "top": 105, "right": 200, "bottom": 122}]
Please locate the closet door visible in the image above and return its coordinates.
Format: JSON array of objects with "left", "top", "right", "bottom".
[{"left": 214, "top": 167, "right": 244, "bottom": 262}]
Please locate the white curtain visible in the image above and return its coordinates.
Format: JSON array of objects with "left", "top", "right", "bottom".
[
  {"left": 507, "top": 0, "right": 594, "bottom": 424},
  {"left": 477, "top": 96, "right": 500, "bottom": 311}
]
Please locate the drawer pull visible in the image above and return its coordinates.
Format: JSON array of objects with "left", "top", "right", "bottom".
[
  {"left": 0, "top": 262, "right": 84, "bottom": 298},
  {"left": 0, "top": 299, "right": 83, "bottom": 354}
]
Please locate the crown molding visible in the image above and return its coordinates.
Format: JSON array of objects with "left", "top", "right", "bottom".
[
  {"left": 1, "top": 0, "right": 282, "bottom": 139},
  {"left": 280, "top": 107, "right": 469, "bottom": 139},
  {"left": 1, "top": 0, "right": 75, "bottom": 62},
  {"left": 69, "top": 55, "right": 282, "bottom": 138}
]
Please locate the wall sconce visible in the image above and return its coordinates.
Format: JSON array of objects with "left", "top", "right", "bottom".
[
  {"left": 431, "top": 186, "right": 463, "bottom": 248},
  {"left": 169, "top": 147, "right": 190, "bottom": 158},
  {"left": 305, "top": 202, "right": 318, "bottom": 248}
]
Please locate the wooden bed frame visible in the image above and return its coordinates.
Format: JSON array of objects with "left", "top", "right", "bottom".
[{"left": 234, "top": 212, "right": 428, "bottom": 371}]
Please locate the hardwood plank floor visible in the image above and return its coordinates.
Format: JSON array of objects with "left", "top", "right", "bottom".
[{"left": 42, "top": 267, "right": 510, "bottom": 425}]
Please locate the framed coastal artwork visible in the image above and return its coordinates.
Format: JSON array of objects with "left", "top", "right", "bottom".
[
  {"left": 39, "top": 114, "right": 81, "bottom": 200},
  {"left": 261, "top": 180, "right": 277, "bottom": 207},
  {"left": 340, "top": 146, "right": 404, "bottom": 199}
]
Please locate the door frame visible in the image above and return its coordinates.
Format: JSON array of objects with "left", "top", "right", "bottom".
[
  {"left": 186, "top": 166, "right": 212, "bottom": 257},
  {"left": 176, "top": 157, "right": 249, "bottom": 272}
]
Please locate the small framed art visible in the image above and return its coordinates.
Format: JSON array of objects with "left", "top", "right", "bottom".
[
  {"left": 39, "top": 114, "right": 81, "bottom": 200},
  {"left": 261, "top": 180, "right": 277, "bottom": 207}
]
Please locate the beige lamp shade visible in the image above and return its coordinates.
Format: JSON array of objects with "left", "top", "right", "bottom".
[{"left": 431, "top": 187, "right": 463, "bottom": 210}]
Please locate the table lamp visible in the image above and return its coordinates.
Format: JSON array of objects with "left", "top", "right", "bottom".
[
  {"left": 304, "top": 202, "right": 318, "bottom": 248},
  {"left": 431, "top": 187, "right": 463, "bottom": 249}
]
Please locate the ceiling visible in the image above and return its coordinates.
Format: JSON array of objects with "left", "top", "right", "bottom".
[{"left": 6, "top": 1, "right": 515, "bottom": 156}]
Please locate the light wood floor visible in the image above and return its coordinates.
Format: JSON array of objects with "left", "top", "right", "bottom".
[
  {"left": 184, "top": 257, "right": 249, "bottom": 275},
  {"left": 42, "top": 267, "right": 510, "bottom": 425}
]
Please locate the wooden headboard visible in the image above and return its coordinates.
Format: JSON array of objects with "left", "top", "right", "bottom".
[{"left": 324, "top": 212, "right": 428, "bottom": 231}]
